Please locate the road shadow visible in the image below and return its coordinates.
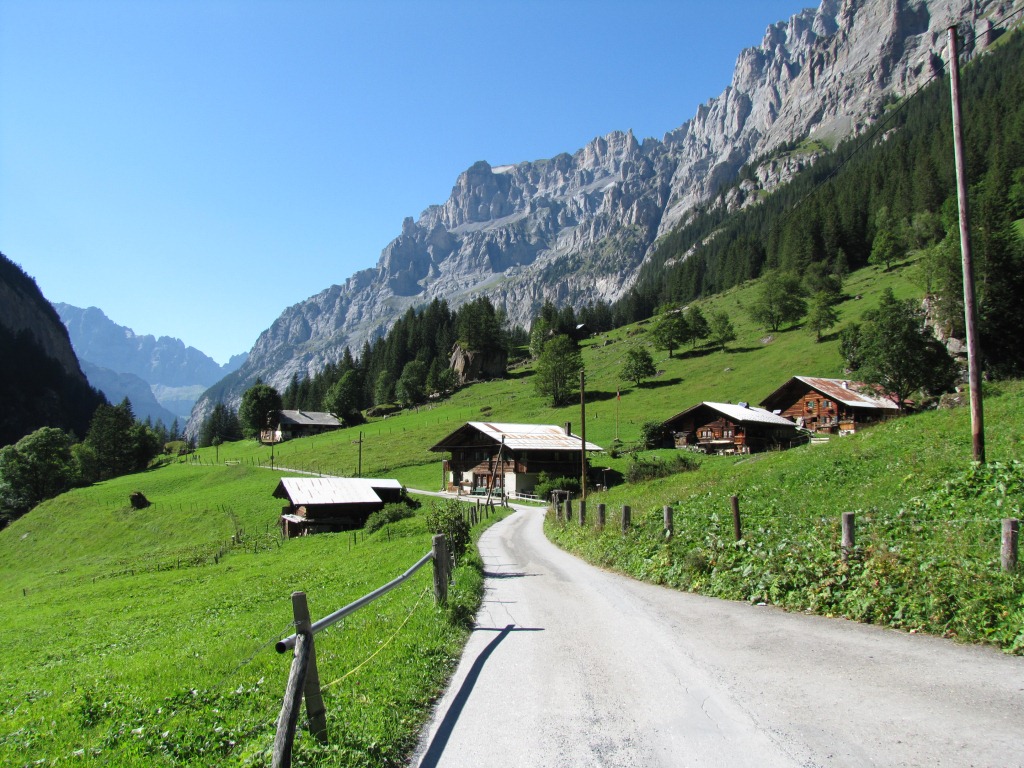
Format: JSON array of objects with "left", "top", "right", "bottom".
[
  {"left": 482, "top": 571, "right": 539, "bottom": 579},
  {"left": 415, "top": 624, "right": 544, "bottom": 768}
]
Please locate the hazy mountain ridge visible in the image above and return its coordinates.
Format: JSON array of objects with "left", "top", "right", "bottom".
[
  {"left": 55, "top": 304, "right": 245, "bottom": 421},
  {"left": 189, "top": 0, "right": 1014, "bottom": 435}
]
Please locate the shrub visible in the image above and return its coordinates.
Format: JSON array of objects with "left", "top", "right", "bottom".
[
  {"left": 364, "top": 503, "right": 416, "bottom": 534},
  {"left": 639, "top": 420, "right": 669, "bottom": 449},
  {"left": 425, "top": 499, "right": 471, "bottom": 565},
  {"left": 626, "top": 453, "right": 700, "bottom": 483},
  {"left": 534, "top": 472, "right": 581, "bottom": 502}
]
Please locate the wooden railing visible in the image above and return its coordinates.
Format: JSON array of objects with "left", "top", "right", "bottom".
[{"left": 271, "top": 534, "right": 450, "bottom": 768}]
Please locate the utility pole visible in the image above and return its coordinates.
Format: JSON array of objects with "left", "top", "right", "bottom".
[
  {"left": 948, "top": 25, "right": 985, "bottom": 463},
  {"left": 351, "top": 431, "right": 363, "bottom": 477},
  {"left": 580, "top": 371, "right": 587, "bottom": 501}
]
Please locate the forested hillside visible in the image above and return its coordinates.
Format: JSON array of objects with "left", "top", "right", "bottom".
[
  {"left": 0, "top": 253, "right": 105, "bottom": 446},
  {"left": 618, "top": 29, "right": 1024, "bottom": 376}
]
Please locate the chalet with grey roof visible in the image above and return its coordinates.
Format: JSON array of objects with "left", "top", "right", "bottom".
[
  {"left": 274, "top": 476, "right": 404, "bottom": 537},
  {"left": 759, "top": 376, "right": 899, "bottom": 435},
  {"left": 262, "top": 410, "right": 342, "bottom": 443},
  {"left": 662, "top": 402, "right": 805, "bottom": 454},
  {"left": 429, "top": 422, "right": 602, "bottom": 497}
]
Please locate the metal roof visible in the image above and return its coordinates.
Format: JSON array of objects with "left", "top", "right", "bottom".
[
  {"left": 278, "top": 410, "right": 342, "bottom": 427},
  {"left": 273, "top": 477, "right": 399, "bottom": 506},
  {"left": 666, "top": 402, "right": 800, "bottom": 428},
  {"left": 786, "top": 377, "right": 899, "bottom": 410},
  {"left": 469, "top": 422, "right": 603, "bottom": 451},
  {"left": 700, "top": 402, "right": 800, "bottom": 426},
  {"left": 431, "top": 422, "right": 602, "bottom": 452}
]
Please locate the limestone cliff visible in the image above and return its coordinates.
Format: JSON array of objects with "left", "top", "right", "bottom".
[{"left": 189, "top": 0, "right": 1016, "bottom": 433}]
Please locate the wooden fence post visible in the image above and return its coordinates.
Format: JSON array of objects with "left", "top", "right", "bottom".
[
  {"left": 664, "top": 505, "right": 673, "bottom": 539},
  {"left": 290, "top": 592, "right": 328, "bottom": 743},
  {"left": 841, "top": 512, "right": 856, "bottom": 562},
  {"left": 621, "top": 505, "right": 631, "bottom": 534},
  {"left": 432, "top": 534, "right": 449, "bottom": 605},
  {"left": 597, "top": 503, "right": 606, "bottom": 528},
  {"left": 1002, "top": 518, "right": 1019, "bottom": 572},
  {"left": 564, "top": 497, "right": 572, "bottom": 522},
  {"left": 272, "top": 630, "right": 311, "bottom": 768},
  {"left": 578, "top": 500, "right": 586, "bottom": 526},
  {"left": 730, "top": 495, "right": 742, "bottom": 541}
]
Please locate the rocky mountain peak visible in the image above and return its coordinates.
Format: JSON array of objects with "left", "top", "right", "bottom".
[{"left": 188, "top": 0, "right": 1016, "bottom": 435}]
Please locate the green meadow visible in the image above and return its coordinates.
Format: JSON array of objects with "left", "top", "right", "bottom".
[
  {"left": 0, "top": 463, "right": 508, "bottom": 767},
  {"left": 2, "top": 259, "right": 1022, "bottom": 766}
]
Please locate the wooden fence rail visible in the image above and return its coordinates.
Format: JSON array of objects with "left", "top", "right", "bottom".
[
  {"left": 271, "top": 535, "right": 449, "bottom": 768},
  {"left": 550, "top": 496, "right": 1020, "bottom": 572}
]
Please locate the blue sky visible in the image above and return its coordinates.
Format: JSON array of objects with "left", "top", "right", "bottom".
[{"left": 1, "top": 1, "right": 806, "bottom": 364}]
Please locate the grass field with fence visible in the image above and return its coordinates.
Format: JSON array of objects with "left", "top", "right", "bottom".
[{"left": 0, "top": 463, "right": 507, "bottom": 767}]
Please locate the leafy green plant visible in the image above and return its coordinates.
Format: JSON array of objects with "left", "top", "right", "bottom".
[
  {"left": 625, "top": 453, "right": 699, "bottom": 483},
  {"left": 424, "top": 499, "right": 471, "bottom": 565},
  {"left": 364, "top": 503, "right": 417, "bottom": 534},
  {"left": 534, "top": 472, "right": 581, "bottom": 502}
]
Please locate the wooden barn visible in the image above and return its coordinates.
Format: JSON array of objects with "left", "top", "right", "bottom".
[
  {"left": 429, "top": 422, "right": 602, "bottom": 498},
  {"left": 262, "top": 410, "right": 342, "bottom": 443},
  {"left": 274, "top": 477, "right": 404, "bottom": 537},
  {"left": 759, "top": 376, "right": 899, "bottom": 435},
  {"left": 662, "top": 401, "right": 806, "bottom": 454}
]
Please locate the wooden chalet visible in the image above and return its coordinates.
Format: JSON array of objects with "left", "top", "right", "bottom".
[
  {"left": 273, "top": 477, "right": 404, "bottom": 537},
  {"left": 262, "top": 410, "right": 342, "bottom": 443},
  {"left": 429, "top": 422, "right": 602, "bottom": 498},
  {"left": 662, "top": 402, "right": 805, "bottom": 454},
  {"left": 759, "top": 376, "right": 899, "bottom": 435}
]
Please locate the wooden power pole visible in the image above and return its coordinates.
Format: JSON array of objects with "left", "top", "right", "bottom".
[
  {"left": 948, "top": 26, "right": 985, "bottom": 463},
  {"left": 580, "top": 371, "right": 587, "bottom": 501}
]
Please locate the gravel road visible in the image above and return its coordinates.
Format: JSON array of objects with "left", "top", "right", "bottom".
[{"left": 409, "top": 504, "right": 1024, "bottom": 768}]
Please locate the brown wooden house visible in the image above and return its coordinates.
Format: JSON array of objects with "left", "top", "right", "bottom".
[
  {"left": 274, "top": 477, "right": 404, "bottom": 537},
  {"left": 662, "top": 402, "right": 806, "bottom": 454},
  {"left": 261, "top": 410, "right": 342, "bottom": 443},
  {"left": 759, "top": 376, "right": 899, "bottom": 435},
  {"left": 429, "top": 422, "right": 602, "bottom": 498}
]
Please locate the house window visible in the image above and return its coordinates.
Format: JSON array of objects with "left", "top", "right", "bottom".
[
  {"left": 807, "top": 399, "right": 817, "bottom": 410},
  {"left": 700, "top": 428, "right": 714, "bottom": 439},
  {"left": 724, "top": 428, "right": 734, "bottom": 438}
]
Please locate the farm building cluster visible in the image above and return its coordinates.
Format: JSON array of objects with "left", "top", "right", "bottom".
[{"left": 270, "top": 376, "right": 900, "bottom": 536}]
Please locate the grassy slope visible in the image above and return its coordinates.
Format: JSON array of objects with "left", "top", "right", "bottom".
[
  {"left": 0, "top": 464, "right": 508, "bottom": 767},
  {"left": 2, "top": 258, "right": 1021, "bottom": 765}
]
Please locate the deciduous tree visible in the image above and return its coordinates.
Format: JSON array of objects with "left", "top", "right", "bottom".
[
  {"left": 534, "top": 335, "right": 583, "bottom": 407},
  {"left": 238, "top": 381, "right": 283, "bottom": 439},
  {"left": 748, "top": 270, "right": 807, "bottom": 332},
  {"left": 844, "top": 288, "right": 957, "bottom": 410},
  {"left": 806, "top": 291, "right": 840, "bottom": 341},
  {"left": 620, "top": 347, "right": 657, "bottom": 386},
  {"left": 707, "top": 310, "right": 737, "bottom": 351}
]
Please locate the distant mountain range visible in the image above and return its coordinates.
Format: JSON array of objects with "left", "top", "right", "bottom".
[
  {"left": 189, "top": 0, "right": 1016, "bottom": 435},
  {"left": 54, "top": 304, "right": 246, "bottom": 424}
]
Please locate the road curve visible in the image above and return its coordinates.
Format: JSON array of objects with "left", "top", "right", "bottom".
[{"left": 409, "top": 505, "right": 1024, "bottom": 768}]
